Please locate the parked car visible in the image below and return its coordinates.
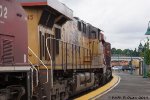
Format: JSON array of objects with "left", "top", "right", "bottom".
[
  {"left": 122, "top": 66, "right": 135, "bottom": 71},
  {"left": 112, "top": 66, "right": 122, "bottom": 70}
]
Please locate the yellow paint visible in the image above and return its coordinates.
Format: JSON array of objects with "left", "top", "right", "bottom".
[
  {"left": 75, "top": 75, "right": 120, "bottom": 100},
  {"left": 132, "top": 59, "right": 140, "bottom": 68},
  {"left": 39, "top": 65, "right": 95, "bottom": 70},
  {"left": 23, "top": 6, "right": 105, "bottom": 70},
  {"left": 24, "top": 7, "right": 43, "bottom": 64}
]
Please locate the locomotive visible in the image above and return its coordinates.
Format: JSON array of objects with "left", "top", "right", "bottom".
[{"left": 0, "top": 0, "right": 112, "bottom": 100}]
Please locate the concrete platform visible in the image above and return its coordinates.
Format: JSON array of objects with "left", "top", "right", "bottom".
[{"left": 97, "top": 72, "right": 150, "bottom": 100}]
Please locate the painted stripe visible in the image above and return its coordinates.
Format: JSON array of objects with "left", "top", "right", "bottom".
[
  {"left": 91, "top": 75, "right": 121, "bottom": 100},
  {"left": 21, "top": 2, "right": 47, "bottom": 6},
  {"left": 75, "top": 74, "right": 121, "bottom": 100}
]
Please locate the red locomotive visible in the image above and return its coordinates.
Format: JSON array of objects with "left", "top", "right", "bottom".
[{"left": 0, "top": 0, "right": 30, "bottom": 100}]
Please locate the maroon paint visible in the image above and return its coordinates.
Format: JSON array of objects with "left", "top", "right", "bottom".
[{"left": 0, "top": 0, "right": 28, "bottom": 65}]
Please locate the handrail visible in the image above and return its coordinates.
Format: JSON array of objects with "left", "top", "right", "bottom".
[
  {"left": 28, "top": 47, "right": 49, "bottom": 84},
  {"left": 46, "top": 37, "right": 54, "bottom": 87},
  {"left": 45, "top": 37, "right": 89, "bottom": 50},
  {"left": 92, "top": 41, "right": 95, "bottom": 58},
  {"left": 44, "top": 37, "right": 92, "bottom": 87},
  {"left": 28, "top": 63, "right": 34, "bottom": 96},
  {"left": 28, "top": 59, "right": 39, "bottom": 87}
]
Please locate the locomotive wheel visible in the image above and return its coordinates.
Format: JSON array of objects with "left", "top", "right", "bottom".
[
  {"left": 102, "top": 74, "right": 106, "bottom": 85},
  {"left": 60, "top": 92, "right": 65, "bottom": 100},
  {"left": 51, "top": 95, "right": 56, "bottom": 100}
]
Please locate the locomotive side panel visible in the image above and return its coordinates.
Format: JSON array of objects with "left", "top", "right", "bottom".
[
  {"left": 0, "top": 1, "right": 31, "bottom": 100},
  {"left": 62, "top": 18, "right": 92, "bottom": 69},
  {"left": 0, "top": 0, "right": 28, "bottom": 65},
  {"left": 23, "top": 7, "right": 43, "bottom": 64}
]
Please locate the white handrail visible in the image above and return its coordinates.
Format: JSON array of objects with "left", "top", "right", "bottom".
[
  {"left": 45, "top": 37, "right": 89, "bottom": 49},
  {"left": 46, "top": 37, "right": 54, "bottom": 87},
  {"left": 28, "top": 47, "right": 49, "bottom": 84},
  {"left": 28, "top": 59, "right": 39, "bottom": 87},
  {"left": 29, "top": 64, "right": 34, "bottom": 95}
]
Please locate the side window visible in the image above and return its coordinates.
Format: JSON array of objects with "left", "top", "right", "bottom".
[
  {"left": 78, "top": 21, "right": 81, "bottom": 31},
  {"left": 55, "top": 28, "right": 61, "bottom": 55},
  {"left": 39, "top": 31, "right": 45, "bottom": 60},
  {"left": 39, "top": 31, "right": 55, "bottom": 61},
  {"left": 82, "top": 23, "right": 86, "bottom": 34},
  {"left": 45, "top": 33, "right": 51, "bottom": 60},
  {"left": 90, "top": 31, "right": 96, "bottom": 39}
]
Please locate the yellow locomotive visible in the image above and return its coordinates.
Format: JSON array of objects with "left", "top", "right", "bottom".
[{"left": 17, "top": 0, "right": 112, "bottom": 100}]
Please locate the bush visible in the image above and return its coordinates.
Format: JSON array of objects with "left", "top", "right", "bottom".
[
  {"left": 147, "top": 71, "right": 150, "bottom": 77},
  {"left": 144, "top": 49, "right": 150, "bottom": 65}
]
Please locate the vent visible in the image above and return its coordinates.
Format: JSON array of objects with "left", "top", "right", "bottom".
[
  {"left": 2, "top": 39, "right": 14, "bottom": 64},
  {"left": 39, "top": 10, "right": 56, "bottom": 28}
]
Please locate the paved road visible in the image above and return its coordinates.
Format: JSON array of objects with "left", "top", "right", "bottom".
[{"left": 97, "top": 71, "right": 150, "bottom": 100}]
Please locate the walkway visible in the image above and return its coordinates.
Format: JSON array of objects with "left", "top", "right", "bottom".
[{"left": 97, "top": 72, "right": 150, "bottom": 100}]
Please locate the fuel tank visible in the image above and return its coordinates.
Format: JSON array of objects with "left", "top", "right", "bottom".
[{"left": 0, "top": 0, "right": 28, "bottom": 65}]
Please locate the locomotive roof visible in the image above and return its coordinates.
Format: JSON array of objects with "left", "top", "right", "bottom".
[{"left": 17, "top": 0, "right": 73, "bottom": 20}]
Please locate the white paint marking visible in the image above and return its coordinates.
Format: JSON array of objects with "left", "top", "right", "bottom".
[
  {"left": 24, "top": 54, "right": 27, "bottom": 63},
  {"left": 4, "top": 6, "right": 8, "bottom": 19},
  {"left": 0, "top": 5, "right": 8, "bottom": 19}
]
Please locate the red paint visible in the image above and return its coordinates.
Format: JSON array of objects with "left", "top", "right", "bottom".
[
  {"left": 21, "top": 2, "right": 47, "bottom": 6},
  {"left": 0, "top": 0, "right": 28, "bottom": 65}
]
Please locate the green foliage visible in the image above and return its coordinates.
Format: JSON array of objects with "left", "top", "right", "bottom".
[
  {"left": 147, "top": 71, "right": 150, "bottom": 77},
  {"left": 116, "top": 49, "right": 122, "bottom": 54},
  {"left": 111, "top": 48, "right": 117, "bottom": 54},
  {"left": 111, "top": 48, "right": 139, "bottom": 57},
  {"left": 140, "top": 52, "right": 144, "bottom": 57},
  {"left": 144, "top": 49, "right": 150, "bottom": 65}
]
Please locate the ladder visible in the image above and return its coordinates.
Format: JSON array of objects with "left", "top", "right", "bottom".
[{"left": 28, "top": 47, "right": 49, "bottom": 84}]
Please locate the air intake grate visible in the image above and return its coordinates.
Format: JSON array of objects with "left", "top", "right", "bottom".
[{"left": 2, "top": 39, "right": 14, "bottom": 64}]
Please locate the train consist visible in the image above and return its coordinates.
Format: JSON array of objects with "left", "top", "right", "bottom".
[{"left": 0, "top": 0, "right": 112, "bottom": 100}]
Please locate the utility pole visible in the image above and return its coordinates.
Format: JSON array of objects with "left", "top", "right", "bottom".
[
  {"left": 130, "top": 51, "right": 133, "bottom": 74},
  {"left": 118, "top": 53, "right": 119, "bottom": 66}
]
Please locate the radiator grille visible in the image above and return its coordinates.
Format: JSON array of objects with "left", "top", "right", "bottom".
[{"left": 2, "top": 39, "right": 14, "bottom": 64}]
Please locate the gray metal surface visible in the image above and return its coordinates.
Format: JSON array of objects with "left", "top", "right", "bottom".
[
  {"left": 111, "top": 56, "right": 143, "bottom": 61},
  {"left": 0, "top": 66, "right": 31, "bottom": 71},
  {"left": 97, "top": 72, "right": 150, "bottom": 100},
  {"left": 17, "top": 0, "right": 73, "bottom": 19}
]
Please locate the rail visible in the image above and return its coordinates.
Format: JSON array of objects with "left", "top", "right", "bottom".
[
  {"left": 28, "top": 59, "right": 39, "bottom": 96},
  {"left": 28, "top": 59, "right": 39, "bottom": 87},
  {"left": 28, "top": 47, "right": 49, "bottom": 84},
  {"left": 46, "top": 37, "right": 54, "bottom": 87},
  {"left": 45, "top": 37, "right": 92, "bottom": 71}
]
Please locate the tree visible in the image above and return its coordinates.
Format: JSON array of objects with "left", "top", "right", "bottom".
[
  {"left": 111, "top": 48, "right": 116, "bottom": 54},
  {"left": 144, "top": 49, "right": 150, "bottom": 65},
  {"left": 123, "top": 49, "right": 130, "bottom": 56},
  {"left": 116, "top": 49, "right": 122, "bottom": 54}
]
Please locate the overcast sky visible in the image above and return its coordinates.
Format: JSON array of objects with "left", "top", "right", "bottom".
[{"left": 59, "top": 0, "right": 150, "bottom": 50}]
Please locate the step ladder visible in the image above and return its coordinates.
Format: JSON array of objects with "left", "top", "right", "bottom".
[{"left": 28, "top": 47, "right": 49, "bottom": 84}]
